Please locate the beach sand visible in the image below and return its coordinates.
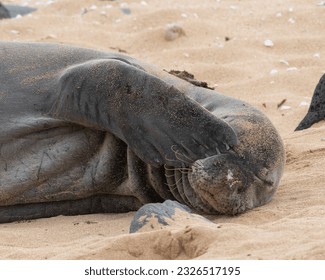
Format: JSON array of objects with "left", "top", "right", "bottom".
[{"left": 0, "top": 0, "right": 324, "bottom": 259}]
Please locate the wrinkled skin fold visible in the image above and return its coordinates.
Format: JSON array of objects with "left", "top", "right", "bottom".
[{"left": 0, "top": 42, "right": 285, "bottom": 223}]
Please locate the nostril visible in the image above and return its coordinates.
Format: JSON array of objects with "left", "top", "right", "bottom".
[
  {"left": 256, "top": 169, "right": 276, "bottom": 186},
  {"left": 223, "top": 142, "right": 230, "bottom": 151},
  {"left": 265, "top": 171, "right": 276, "bottom": 186}
]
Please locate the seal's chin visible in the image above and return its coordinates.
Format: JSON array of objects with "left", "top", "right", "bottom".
[{"left": 188, "top": 154, "right": 279, "bottom": 215}]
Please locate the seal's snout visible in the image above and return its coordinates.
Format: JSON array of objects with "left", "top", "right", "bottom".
[
  {"left": 189, "top": 154, "right": 249, "bottom": 214},
  {"left": 188, "top": 153, "right": 280, "bottom": 215}
]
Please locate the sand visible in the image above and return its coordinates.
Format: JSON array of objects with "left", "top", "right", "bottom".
[{"left": 0, "top": 0, "right": 324, "bottom": 260}]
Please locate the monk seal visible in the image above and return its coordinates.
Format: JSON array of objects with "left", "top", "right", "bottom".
[
  {"left": 0, "top": 2, "right": 10, "bottom": 19},
  {"left": 0, "top": 41, "right": 285, "bottom": 223},
  {"left": 0, "top": 3, "right": 36, "bottom": 19},
  {"left": 295, "top": 73, "right": 325, "bottom": 131}
]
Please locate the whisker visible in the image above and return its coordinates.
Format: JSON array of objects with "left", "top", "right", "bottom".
[
  {"left": 174, "top": 151, "right": 192, "bottom": 165},
  {"left": 164, "top": 155, "right": 184, "bottom": 165},
  {"left": 164, "top": 172, "right": 177, "bottom": 178},
  {"left": 171, "top": 144, "right": 195, "bottom": 166},
  {"left": 195, "top": 159, "right": 204, "bottom": 168},
  {"left": 179, "top": 142, "right": 196, "bottom": 162},
  {"left": 165, "top": 176, "right": 183, "bottom": 188},
  {"left": 164, "top": 165, "right": 191, "bottom": 172},
  {"left": 179, "top": 169, "right": 189, "bottom": 174}
]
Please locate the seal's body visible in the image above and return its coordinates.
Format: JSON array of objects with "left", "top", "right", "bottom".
[
  {"left": 295, "top": 74, "right": 325, "bottom": 131},
  {"left": 0, "top": 2, "right": 10, "bottom": 19},
  {"left": 0, "top": 42, "right": 285, "bottom": 222}
]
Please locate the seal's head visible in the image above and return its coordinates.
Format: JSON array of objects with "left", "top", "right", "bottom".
[{"left": 181, "top": 113, "right": 285, "bottom": 215}]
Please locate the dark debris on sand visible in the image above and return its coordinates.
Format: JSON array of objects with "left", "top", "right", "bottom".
[{"left": 168, "top": 69, "right": 215, "bottom": 90}]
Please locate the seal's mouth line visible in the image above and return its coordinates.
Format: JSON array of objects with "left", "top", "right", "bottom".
[
  {"left": 194, "top": 186, "right": 244, "bottom": 215},
  {"left": 254, "top": 173, "right": 274, "bottom": 187}
]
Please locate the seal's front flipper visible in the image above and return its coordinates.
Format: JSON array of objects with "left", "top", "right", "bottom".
[
  {"left": 295, "top": 74, "right": 325, "bottom": 131},
  {"left": 51, "top": 59, "right": 237, "bottom": 167}
]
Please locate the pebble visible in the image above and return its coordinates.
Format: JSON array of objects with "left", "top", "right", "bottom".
[
  {"left": 164, "top": 23, "right": 185, "bottom": 41},
  {"left": 42, "top": 34, "right": 57, "bottom": 40},
  {"left": 280, "top": 105, "right": 291, "bottom": 110},
  {"left": 299, "top": 101, "right": 310, "bottom": 107},
  {"left": 120, "top": 3, "right": 131, "bottom": 15},
  {"left": 230, "top": 5, "right": 239, "bottom": 10},
  {"left": 270, "top": 69, "right": 278, "bottom": 75},
  {"left": 286, "top": 67, "right": 298, "bottom": 72},
  {"left": 264, "top": 39, "right": 274, "bottom": 47},
  {"left": 80, "top": 8, "right": 87, "bottom": 15},
  {"left": 279, "top": 59, "right": 290, "bottom": 65}
]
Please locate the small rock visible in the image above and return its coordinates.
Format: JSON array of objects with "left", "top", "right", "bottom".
[
  {"left": 164, "top": 23, "right": 185, "bottom": 41},
  {"left": 42, "top": 34, "right": 57, "bottom": 40},
  {"left": 89, "top": 4, "right": 97, "bottom": 11},
  {"left": 80, "top": 7, "right": 87, "bottom": 15},
  {"left": 288, "top": 18, "right": 295, "bottom": 24},
  {"left": 270, "top": 69, "right": 278, "bottom": 75},
  {"left": 264, "top": 39, "right": 274, "bottom": 47},
  {"left": 10, "top": 30, "right": 20, "bottom": 35},
  {"left": 299, "top": 101, "right": 310, "bottom": 107},
  {"left": 129, "top": 200, "right": 212, "bottom": 233},
  {"left": 313, "top": 53, "right": 321, "bottom": 58},
  {"left": 120, "top": 3, "right": 131, "bottom": 15},
  {"left": 280, "top": 105, "right": 291, "bottom": 110},
  {"left": 230, "top": 5, "right": 238, "bottom": 10},
  {"left": 286, "top": 67, "right": 298, "bottom": 72},
  {"left": 279, "top": 59, "right": 290, "bottom": 65}
]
